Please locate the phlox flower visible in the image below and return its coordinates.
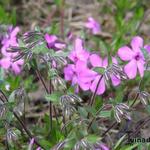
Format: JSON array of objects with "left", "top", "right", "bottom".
[
  {"left": 118, "top": 36, "right": 150, "bottom": 79},
  {"left": 85, "top": 17, "right": 101, "bottom": 34},
  {"left": 90, "top": 54, "right": 120, "bottom": 95},
  {"left": 64, "top": 60, "right": 96, "bottom": 92},
  {"left": 0, "top": 26, "right": 24, "bottom": 74},
  {"left": 44, "top": 33, "right": 66, "bottom": 50},
  {"left": 68, "top": 38, "right": 89, "bottom": 63},
  {"left": 1, "top": 26, "right": 19, "bottom": 57},
  {"left": 0, "top": 57, "right": 24, "bottom": 74}
]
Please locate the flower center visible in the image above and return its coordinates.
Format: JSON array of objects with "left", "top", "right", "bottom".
[{"left": 134, "top": 53, "right": 141, "bottom": 61}]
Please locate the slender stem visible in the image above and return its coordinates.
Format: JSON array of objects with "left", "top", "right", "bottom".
[
  {"left": 89, "top": 75, "right": 103, "bottom": 106},
  {"left": 35, "top": 66, "right": 59, "bottom": 128},
  {"left": 102, "top": 122, "right": 118, "bottom": 137},
  {"left": 130, "top": 92, "right": 139, "bottom": 107},
  {"left": 49, "top": 80, "right": 53, "bottom": 131},
  {"left": 53, "top": 106, "right": 59, "bottom": 125},
  {"left": 35, "top": 69, "right": 49, "bottom": 93}
]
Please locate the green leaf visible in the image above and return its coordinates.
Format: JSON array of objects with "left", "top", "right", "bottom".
[
  {"left": 45, "top": 92, "right": 62, "bottom": 103},
  {"left": 120, "top": 143, "right": 139, "bottom": 150},
  {"left": 114, "top": 134, "right": 126, "bottom": 150},
  {"left": 85, "top": 134, "right": 101, "bottom": 144},
  {"left": 32, "top": 43, "right": 48, "bottom": 54},
  {"left": 78, "top": 107, "right": 88, "bottom": 118},
  {"left": 93, "top": 67, "right": 105, "bottom": 74},
  {"left": 99, "top": 111, "right": 111, "bottom": 118},
  {"left": 54, "top": 0, "right": 62, "bottom": 7}
]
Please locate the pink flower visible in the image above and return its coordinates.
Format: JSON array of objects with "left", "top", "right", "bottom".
[
  {"left": 89, "top": 54, "right": 120, "bottom": 95},
  {"left": 0, "top": 26, "right": 24, "bottom": 74},
  {"left": 68, "top": 38, "right": 89, "bottom": 63},
  {"left": 64, "top": 60, "right": 96, "bottom": 92},
  {"left": 0, "top": 57, "right": 24, "bottom": 74},
  {"left": 118, "top": 36, "right": 149, "bottom": 79},
  {"left": 85, "top": 17, "right": 101, "bottom": 34},
  {"left": 1, "top": 26, "right": 20, "bottom": 57},
  {"left": 44, "top": 33, "right": 66, "bottom": 50}
]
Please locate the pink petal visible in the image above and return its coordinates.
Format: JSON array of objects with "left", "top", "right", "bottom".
[
  {"left": 89, "top": 54, "right": 102, "bottom": 67},
  {"left": 11, "top": 63, "right": 21, "bottom": 74},
  {"left": 68, "top": 51, "right": 76, "bottom": 62},
  {"left": 112, "top": 57, "right": 118, "bottom": 64},
  {"left": 137, "top": 60, "right": 145, "bottom": 77},
  {"left": 72, "top": 76, "right": 78, "bottom": 85},
  {"left": 79, "top": 81, "right": 91, "bottom": 91},
  {"left": 0, "top": 57, "right": 11, "bottom": 69},
  {"left": 79, "top": 69, "right": 97, "bottom": 83},
  {"left": 102, "top": 57, "right": 108, "bottom": 68},
  {"left": 10, "top": 27, "right": 20, "bottom": 38},
  {"left": 90, "top": 75, "right": 105, "bottom": 95},
  {"left": 76, "top": 60, "right": 87, "bottom": 71},
  {"left": 64, "top": 64, "right": 75, "bottom": 81},
  {"left": 16, "top": 59, "right": 24, "bottom": 65},
  {"left": 111, "top": 75, "right": 120, "bottom": 86},
  {"left": 92, "top": 23, "right": 101, "bottom": 34},
  {"left": 54, "top": 43, "right": 66, "bottom": 49},
  {"left": 74, "top": 38, "right": 83, "bottom": 52},
  {"left": 44, "top": 34, "right": 57, "bottom": 44},
  {"left": 85, "top": 22, "right": 94, "bottom": 29},
  {"left": 100, "top": 144, "right": 110, "bottom": 150},
  {"left": 124, "top": 60, "right": 137, "bottom": 79},
  {"left": 131, "top": 36, "right": 143, "bottom": 52},
  {"left": 118, "top": 46, "right": 134, "bottom": 61}
]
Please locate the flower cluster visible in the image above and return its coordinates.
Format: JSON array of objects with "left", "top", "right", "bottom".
[
  {"left": 64, "top": 35, "right": 150, "bottom": 96},
  {"left": 0, "top": 26, "right": 24, "bottom": 74}
]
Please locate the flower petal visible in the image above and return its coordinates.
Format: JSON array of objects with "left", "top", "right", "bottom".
[
  {"left": 90, "top": 54, "right": 102, "bottom": 67},
  {"left": 44, "top": 34, "right": 57, "bottom": 44},
  {"left": 102, "top": 57, "right": 108, "bottom": 68},
  {"left": 118, "top": 46, "right": 134, "bottom": 61},
  {"left": 137, "top": 60, "right": 145, "bottom": 77},
  {"left": 131, "top": 36, "right": 143, "bottom": 52},
  {"left": 74, "top": 38, "right": 83, "bottom": 52},
  {"left": 11, "top": 63, "right": 21, "bottom": 74},
  {"left": 111, "top": 75, "right": 120, "bottom": 86},
  {"left": 124, "top": 60, "right": 137, "bottom": 79},
  {"left": 112, "top": 57, "right": 118, "bottom": 64},
  {"left": 79, "top": 81, "right": 91, "bottom": 91},
  {"left": 90, "top": 75, "right": 105, "bottom": 95},
  {"left": 64, "top": 64, "right": 75, "bottom": 81},
  {"left": 0, "top": 57, "right": 11, "bottom": 69}
]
